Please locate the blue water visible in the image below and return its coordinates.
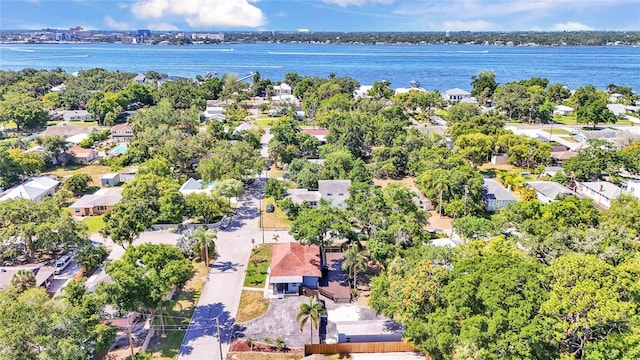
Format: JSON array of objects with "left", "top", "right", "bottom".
[
  {"left": 1, "top": 43, "right": 638, "bottom": 91},
  {"left": 112, "top": 145, "right": 127, "bottom": 153}
]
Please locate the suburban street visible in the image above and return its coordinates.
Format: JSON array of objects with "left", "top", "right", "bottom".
[{"left": 177, "top": 129, "right": 293, "bottom": 360}]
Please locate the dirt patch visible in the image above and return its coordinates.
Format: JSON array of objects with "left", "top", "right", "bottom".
[
  {"left": 427, "top": 210, "right": 453, "bottom": 230},
  {"left": 229, "top": 339, "right": 303, "bottom": 355}
]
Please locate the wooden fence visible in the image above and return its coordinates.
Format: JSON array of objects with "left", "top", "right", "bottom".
[{"left": 304, "top": 341, "right": 418, "bottom": 356}]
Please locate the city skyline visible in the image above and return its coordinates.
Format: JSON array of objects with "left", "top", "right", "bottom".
[{"left": 1, "top": 0, "right": 639, "bottom": 32}]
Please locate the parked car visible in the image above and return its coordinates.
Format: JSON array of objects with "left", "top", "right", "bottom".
[
  {"left": 54, "top": 255, "right": 72, "bottom": 275},
  {"left": 266, "top": 204, "right": 275, "bottom": 213},
  {"left": 282, "top": 173, "right": 290, "bottom": 179}
]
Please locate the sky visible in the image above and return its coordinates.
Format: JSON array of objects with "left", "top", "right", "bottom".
[{"left": 1, "top": 0, "right": 639, "bottom": 32}]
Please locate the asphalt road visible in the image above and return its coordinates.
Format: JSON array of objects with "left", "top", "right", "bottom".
[{"left": 177, "top": 129, "right": 281, "bottom": 360}]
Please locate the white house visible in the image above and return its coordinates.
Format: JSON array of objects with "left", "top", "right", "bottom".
[
  {"left": 273, "top": 83, "right": 292, "bottom": 96},
  {"left": 62, "top": 110, "right": 91, "bottom": 122},
  {"left": 576, "top": 181, "right": 622, "bottom": 209},
  {"left": 0, "top": 177, "right": 60, "bottom": 202},
  {"left": 483, "top": 179, "right": 516, "bottom": 211},
  {"left": 553, "top": 105, "right": 574, "bottom": 116},
  {"left": 179, "top": 178, "right": 216, "bottom": 197},
  {"left": 318, "top": 180, "right": 351, "bottom": 209},
  {"left": 284, "top": 188, "right": 321, "bottom": 208},
  {"left": 50, "top": 83, "right": 66, "bottom": 92},
  {"left": 444, "top": 88, "right": 471, "bottom": 101},
  {"left": 353, "top": 85, "right": 373, "bottom": 99},
  {"left": 203, "top": 106, "right": 226, "bottom": 121},
  {"left": 100, "top": 173, "right": 121, "bottom": 187},
  {"left": 527, "top": 181, "right": 574, "bottom": 204}
]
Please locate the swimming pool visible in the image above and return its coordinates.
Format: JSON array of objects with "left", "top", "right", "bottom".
[{"left": 112, "top": 145, "right": 127, "bottom": 154}]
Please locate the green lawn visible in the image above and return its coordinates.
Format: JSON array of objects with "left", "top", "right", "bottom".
[
  {"left": 244, "top": 244, "right": 274, "bottom": 287},
  {"left": 261, "top": 197, "right": 292, "bottom": 229},
  {"left": 435, "top": 109, "right": 448, "bottom": 118},
  {"left": 148, "top": 261, "right": 208, "bottom": 360},
  {"left": 268, "top": 167, "right": 287, "bottom": 179},
  {"left": 540, "top": 128, "right": 571, "bottom": 135},
  {"left": 255, "top": 117, "right": 283, "bottom": 127},
  {"left": 82, "top": 215, "right": 105, "bottom": 233}
]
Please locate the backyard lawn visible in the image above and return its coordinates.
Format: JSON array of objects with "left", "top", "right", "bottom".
[
  {"left": 81, "top": 215, "right": 105, "bottom": 233},
  {"left": 236, "top": 290, "right": 270, "bottom": 323},
  {"left": 147, "top": 261, "right": 209, "bottom": 360},
  {"left": 243, "top": 244, "right": 273, "bottom": 288},
  {"left": 261, "top": 197, "right": 291, "bottom": 229},
  {"left": 44, "top": 164, "right": 112, "bottom": 186}
]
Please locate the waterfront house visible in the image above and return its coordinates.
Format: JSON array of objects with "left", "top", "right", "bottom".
[
  {"left": 67, "top": 146, "right": 98, "bottom": 164},
  {"left": 527, "top": 181, "right": 574, "bottom": 204},
  {"left": 444, "top": 88, "right": 471, "bottom": 102},
  {"left": 69, "top": 187, "right": 124, "bottom": 217},
  {"left": 0, "top": 176, "right": 60, "bottom": 202},
  {"left": 274, "top": 83, "right": 292, "bottom": 96},
  {"left": 132, "top": 73, "right": 151, "bottom": 84},
  {"left": 576, "top": 181, "right": 622, "bottom": 209},
  {"left": 483, "top": 178, "right": 516, "bottom": 211},
  {"left": 110, "top": 123, "right": 134, "bottom": 142},
  {"left": 268, "top": 242, "right": 321, "bottom": 296},
  {"left": 353, "top": 85, "right": 373, "bottom": 99},
  {"left": 62, "top": 110, "right": 91, "bottom": 122},
  {"left": 318, "top": 180, "right": 351, "bottom": 209}
]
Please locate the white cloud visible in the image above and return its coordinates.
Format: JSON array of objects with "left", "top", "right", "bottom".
[
  {"left": 130, "top": 0, "right": 267, "bottom": 28},
  {"left": 551, "top": 21, "right": 594, "bottom": 31},
  {"left": 104, "top": 16, "right": 131, "bottom": 30},
  {"left": 148, "top": 22, "right": 179, "bottom": 31},
  {"left": 442, "top": 20, "right": 494, "bottom": 31},
  {"left": 322, "top": 0, "right": 393, "bottom": 7}
]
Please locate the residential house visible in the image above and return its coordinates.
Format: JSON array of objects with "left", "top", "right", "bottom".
[
  {"left": 444, "top": 88, "right": 471, "bottom": 102},
  {"left": 110, "top": 123, "right": 134, "bottom": 142},
  {"left": 50, "top": 83, "right": 66, "bottom": 92},
  {"left": 527, "top": 181, "right": 574, "bottom": 204},
  {"left": 607, "top": 103, "right": 639, "bottom": 116},
  {"left": 119, "top": 166, "right": 138, "bottom": 182},
  {"left": 67, "top": 146, "right": 98, "bottom": 164},
  {"left": 284, "top": 188, "right": 321, "bottom": 208},
  {"left": 483, "top": 178, "right": 516, "bottom": 211},
  {"left": 301, "top": 129, "right": 329, "bottom": 143},
  {"left": 318, "top": 180, "right": 351, "bottom": 209},
  {"left": 268, "top": 242, "right": 321, "bottom": 296},
  {"left": 609, "top": 93, "right": 624, "bottom": 103},
  {"left": 0, "top": 266, "right": 56, "bottom": 292},
  {"left": 65, "top": 133, "right": 90, "bottom": 145},
  {"left": 203, "top": 106, "right": 226, "bottom": 121},
  {"left": 574, "top": 129, "right": 620, "bottom": 144},
  {"left": 132, "top": 73, "right": 150, "bottom": 84},
  {"left": 625, "top": 180, "right": 640, "bottom": 199},
  {"left": 353, "top": 85, "right": 373, "bottom": 99},
  {"left": 576, "top": 181, "right": 622, "bottom": 209},
  {"left": 542, "top": 166, "right": 565, "bottom": 178},
  {"left": 550, "top": 150, "right": 577, "bottom": 166},
  {"left": 394, "top": 87, "right": 426, "bottom": 95},
  {"left": 0, "top": 176, "right": 60, "bottom": 202},
  {"left": 553, "top": 105, "right": 574, "bottom": 116},
  {"left": 100, "top": 173, "right": 121, "bottom": 187},
  {"left": 179, "top": 178, "right": 216, "bottom": 197},
  {"left": 336, "top": 320, "right": 404, "bottom": 343},
  {"left": 157, "top": 76, "right": 187, "bottom": 88},
  {"left": 273, "top": 83, "right": 292, "bottom": 96},
  {"left": 69, "top": 187, "right": 124, "bottom": 217},
  {"left": 62, "top": 110, "right": 91, "bottom": 122}
]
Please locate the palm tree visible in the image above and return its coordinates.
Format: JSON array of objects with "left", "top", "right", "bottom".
[
  {"left": 341, "top": 247, "right": 368, "bottom": 291},
  {"left": 193, "top": 227, "right": 217, "bottom": 268},
  {"left": 11, "top": 269, "right": 36, "bottom": 293},
  {"left": 296, "top": 297, "right": 327, "bottom": 344}
]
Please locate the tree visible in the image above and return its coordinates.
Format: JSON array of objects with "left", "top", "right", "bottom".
[
  {"left": 453, "top": 216, "right": 497, "bottom": 240},
  {"left": 563, "top": 139, "right": 624, "bottom": 181},
  {"left": 85, "top": 91, "right": 127, "bottom": 125},
  {"left": 101, "top": 201, "right": 154, "bottom": 247},
  {"left": 63, "top": 173, "right": 93, "bottom": 195},
  {"left": 0, "top": 93, "right": 49, "bottom": 131},
  {"left": 342, "top": 247, "right": 368, "bottom": 291},
  {"left": 265, "top": 179, "right": 288, "bottom": 200},
  {"left": 10, "top": 269, "right": 36, "bottom": 293},
  {"left": 470, "top": 71, "right": 497, "bottom": 103},
  {"left": 185, "top": 192, "right": 231, "bottom": 224},
  {"left": 368, "top": 80, "right": 394, "bottom": 99},
  {"left": 576, "top": 99, "right": 617, "bottom": 129},
  {"left": 454, "top": 133, "right": 493, "bottom": 168},
  {"left": 296, "top": 297, "right": 327, "bottom": 344},
  {"left": 74, "top": 245, "right": 107, "bottom": 272},
  {"left": 0, "top": 198, "right": 88, "bottom": 261},
  {"left": 214, "top": 178, "right": 244, "bottom": 204},
  {"left": 197, "top": 140, "right": 265, "bottom": 182}
]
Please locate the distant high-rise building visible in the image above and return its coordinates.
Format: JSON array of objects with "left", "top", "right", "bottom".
[{"left": 137, "top": 29, "right": 151, "bottom": 37}]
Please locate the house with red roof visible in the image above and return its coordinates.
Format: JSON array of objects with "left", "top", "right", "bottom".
[
  {"left": 301, "top": 128, "right": 329, "bottom": 143},
  {"left": 268, "top": 242, "right": 321, "bottom": 296}
]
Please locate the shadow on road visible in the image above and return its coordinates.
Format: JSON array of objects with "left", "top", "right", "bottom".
[
  {"left": 178, "top": 302, "right": 246, "bottom": 356},
  {"left": 211, "top": 260, "right": 244, "bottom": 272}
]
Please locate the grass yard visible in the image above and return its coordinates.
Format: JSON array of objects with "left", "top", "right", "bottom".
[
  {"left": 148, "top": 260, "right": 209, "bottom": 360},
  {"left": 68, "top": 121, "right": 101, "bottom": 127},
  {"left": 236, "top": 290, "right": 270, "bottom": 323},
  {"left": 268, "top": 167, "right": 287, "bottom": 179},
  {"left": 540, "top": 128, "right": 572, "bottom": 135},
  {"left": 255, "top": 115, "right": 283, "bottom": 127},
  {"left": 243, "top": 243, "right": 274, "bottom": 288},
  {"left": 44, "top": 164, "right": 112, "bottom": 186},
  {"left": 81, "top": 215, "right": 105, "bottom": 233},
  {"left": 261, "top": 197, "right": 292, "bottom": 229},
  {"left": 553, "top": 114, "right": 578, "bottom": 125},
  {"left": 434, "top": 109, "right": 448, "bottom": 119}
]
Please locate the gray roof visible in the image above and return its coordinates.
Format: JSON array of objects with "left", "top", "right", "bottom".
[
  {"left": 336, "top": 319, "right": 404, "bottom": 336},
  {"left": 578, "top": 129, "right": 619, "bottom": 140},
  {"left": 579, "top": 181, "right": 622, "bottom": 200},
  {"left": 484, "top": 179, "right": 516, "bottom": 202},
  {"left": 445, "top": 88, "right": 471, "bottom": 96},
  {"left": 285, "top": 189, "right": 320, "bottom": 204},
  {"left": 69, "top": 187, "right": 123, "bottom": 208},
  {"left": 318, "top": 180, "right": 351, "bottom": 194},
  {"left": 528, "top": 181, "right": 573, "bottom": 200},
  {"left": 0, "top": 176, "right": 59, "bottom": 202}
]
